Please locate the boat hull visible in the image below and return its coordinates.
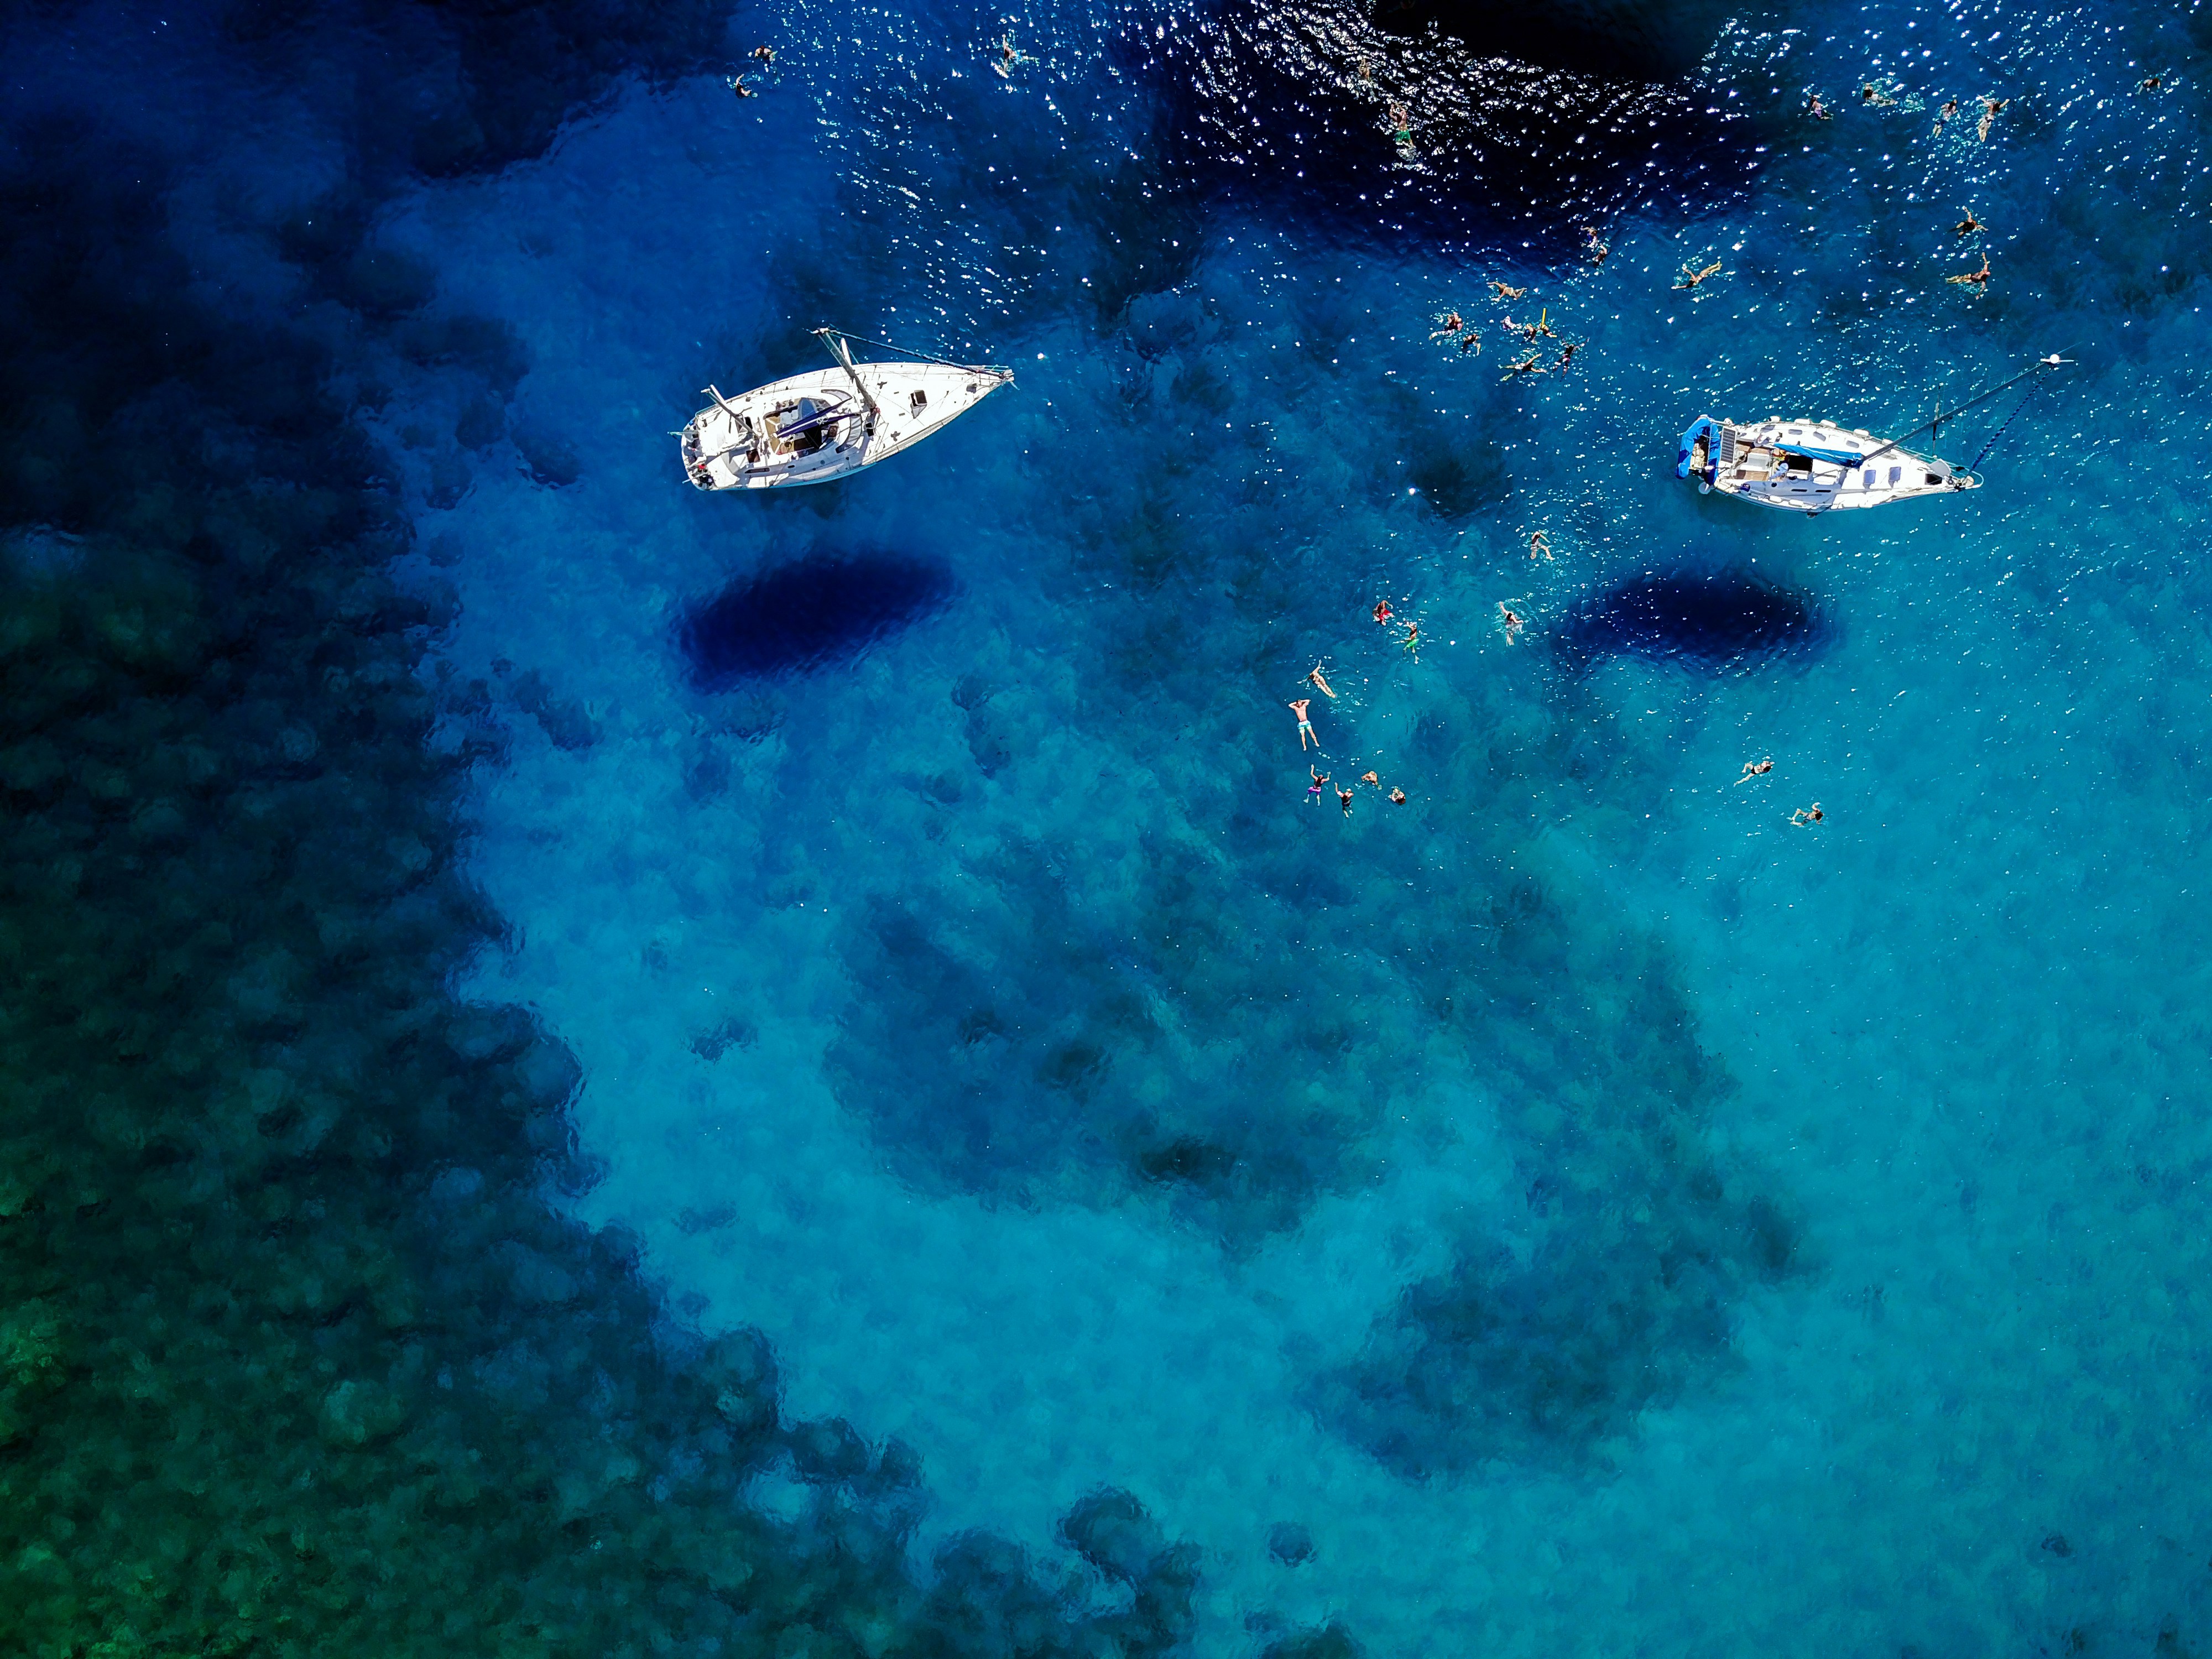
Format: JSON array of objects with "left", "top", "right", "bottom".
[
  {"left": 681, "top": 360, "right": 1012, "bottom": 491},
  {"left": 1678, "top": 416, "right": 1980, "bottom": 513}
]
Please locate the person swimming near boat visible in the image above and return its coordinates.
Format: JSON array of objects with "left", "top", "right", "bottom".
[
  {"left": 752, "top": 44, "right": 775, "bottom": 62},
  {"left": 1308, "top": 765, "right": 1330, "bottom": 800},
  {"left": 1459, "top": 328, "right": 1482, "bottom": 355},
  {"left": 1291, "top": 699, "right": 1322, "bottom": 750},
  {"left": 1389, "top": 786, "right": 1407, "bottom": 805},
  {"left": 1489, "top": 279, "right": 1527, "bottom": 301},
  {"left": 1947, "top": 253, "right": 1992, "bottom": 289},
  {"left": 1954, "top": 210, "right": 1983, "bottom": 237},
  {"left": 1360, "top": 770, "right": 1380, "bottom": 786},
  {"left": 1497, "top": 603, "right": 1524, "bottom": 641},
  {"left": 1675, "top": 259, "right": 1723, "bottom": 290},
  {"left": 1358, "top": 58, "right": 1373, "bottom": 82},
  {"left": 1373, "top": 600, "right": 1395, "bottom": 625},
  {"left": 727, "top": 74, "right": 757, "bottom": 97},
  {"left": 1338, "top": 782, "right": 1355, "bottom": 816},
  {"left": 1861, "top": 81, "right": 1897, "bottom": 107},
  {"left": 1431, "top": 310, "right": 1465, "bottom": 340},
  {"left": 2138, "top": 74, "right": 2164, "bottom": 92},
  {"left": 1735, "top": 758, "right": 1773, "bottom": 784},
  {"left": 1556, "top": 341, "right": 1580, "bottom": 371},
  {"left": 1932, "top": 96, "right": 1958, "bottom": 133},
  {"left": 1790, "top": 802, "right": 1824, "bottom": 826},
  {"left": 1307, "top": 662, "right": 1338, "bottom": 698},
  {"left": 1387, "top": 103, "right": 1412, "bottom": 143},
  {"left": 1501, "top": 351, "right": 1544, "bottom": 380},
  {"left": 1505, "top": 307, "right": 1554, "bottom": 341},
  {"left": 1528, "top": 528, "right": 1552, "bottom": 560},
  {"left": 1976, "top": 96, "right": 2007, "bottom": 140},
  {"left": 1807, "top": 90, "right": 1832, "bottom": 119},
  {"left": 1401, "top": 620, "right": 1422, "bottom": 659},
  {"left": 1582, "top": 225, "right": 1610, "bottom": 265}
]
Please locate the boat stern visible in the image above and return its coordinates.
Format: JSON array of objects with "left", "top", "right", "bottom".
[{"left": 1677, "top": 416, "right": 1721, "bottom": 486}]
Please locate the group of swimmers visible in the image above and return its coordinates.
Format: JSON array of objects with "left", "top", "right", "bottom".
[
  {"left": 1804, "top": 81, "right": 2021, "bottom": 290},
  {"left": 725, "top": 44, "right": 774, "bottom": 97},
  {"left": 1291, "top": 646, "right": 1825, "bottom": 824},
  {"left": 1430, "top": 279, "right": 1583, "bottom": 378},
  {"left": 1738, "top": 757, "right": 1825, "bottom": 825},
  {"left": 1286, "top": 608, "right": 1428, "bottom": 815}
]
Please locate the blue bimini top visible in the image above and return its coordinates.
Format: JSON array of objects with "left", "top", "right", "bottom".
[{"left": 1773, "top": 441, "right": 1869, "bottom": 466}]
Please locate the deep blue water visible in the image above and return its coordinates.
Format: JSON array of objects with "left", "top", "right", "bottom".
[{"left": 11, "top": 0, "right": 2212, "bottom": 1650}]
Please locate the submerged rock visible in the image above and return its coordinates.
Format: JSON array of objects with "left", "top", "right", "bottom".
[
  {"left": 679, "top": 553, "right": 955, "bottom": 686},
  {"left": 1557, "top": 566, "right": 1830, "bottom": 674}
]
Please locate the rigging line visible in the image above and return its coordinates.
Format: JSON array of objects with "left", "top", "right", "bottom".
[
  {"left": 814, "top": 326, "right": 1006, "bottom": 375},
  {"left": 1855, "top": 352, "right": 2070, "bottom": 470},
  {"left": 1812, "top": 352, "right": 2068, "bottom": 516}
]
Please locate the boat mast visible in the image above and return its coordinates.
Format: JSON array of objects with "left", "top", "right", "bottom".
[{"left": 815, "top": 328, "right": 882, "bottom": 418}]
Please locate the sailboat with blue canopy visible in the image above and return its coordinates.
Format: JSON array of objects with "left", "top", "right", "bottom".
[{"left": 1676, "top": 354, "right": 2069, "bottom": 515}]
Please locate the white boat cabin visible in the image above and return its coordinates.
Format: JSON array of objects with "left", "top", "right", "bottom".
[{"left": 1677, "top": 416, "right": 1980, "bottom": 513}]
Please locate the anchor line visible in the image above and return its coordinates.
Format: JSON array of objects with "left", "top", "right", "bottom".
[{"left": 1966, "top": 386, "right": 2039, "bottom": 474}]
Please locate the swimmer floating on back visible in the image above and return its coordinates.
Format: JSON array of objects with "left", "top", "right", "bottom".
[
  {"left": 1977, "top": 96, "right": 2007, "bottom": 141},
  {"left": 1947, "top": 253, "right": 1992, "bottom": 289},
  {"left": 1308, "top": 765, "right": 1330, "bottom": 801},
  {"left": 1360, "top": 771, "right": 1380, "bottom": 786},
  {"left": 1338, "top": 782, "right": 1355, "bottom": 817},
  {"left": 1735, "top": 758, "right": 1774, "bottom": 785},
  {"left": 1528, "top": 528, "right": 1552, "bottom": 561},
  {"left": 1675, "top": 259, "right": 1724, "bottom": 290},
  {"left": 1791, "top": 802, "right": 1825, "bottom": 826},
  {"left": 1307, "top": 662, "right": 1338, "bottom": 698},
  {"left": 1290, "top": 699, "right": 1322, "bottom": 751},
  {"left": 1490, "top": 279, "right": 1527, "bottom": 301},
  {"left": 1498, "top": 603, "right": 1525, "bottom": 642},
  {"left": 1807, "top": 90, "right": 1833, "bottom": 119},
  {"left": 1932, "top": 96, "right": 1958, "bottom": 133},
  {"left": 1373, "top": 600, "right": 1395, "bottom": 625},
  {"left": 1954, "top": 210, "right": 1983, "bottom": 237}
]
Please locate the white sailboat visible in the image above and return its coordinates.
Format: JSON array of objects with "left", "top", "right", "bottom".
[
  {"left": 680, "top": 329, "right": 1013, "bottom": 491},
  {"left": 1676, "top": 354, "right": 2069, "bottom": 514}
]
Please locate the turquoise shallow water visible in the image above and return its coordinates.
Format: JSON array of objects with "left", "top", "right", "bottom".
[
  {"left": 10, "top": 0, "right": 2212, "bottom": 1649},
  {"left": 397, "top": 0, "right": 2212, "bottom": 1647}
]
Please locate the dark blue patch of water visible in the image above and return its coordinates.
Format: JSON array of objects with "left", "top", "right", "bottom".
[
  {"left": 678, "top": 552, "right": 955, "bottom": 686},
  {"left": 1141, "top": 0, "right": 1763, "bottom": 253},
  {"left": 1556, "top": 566, "right": 1829, "bottom": 674}
]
